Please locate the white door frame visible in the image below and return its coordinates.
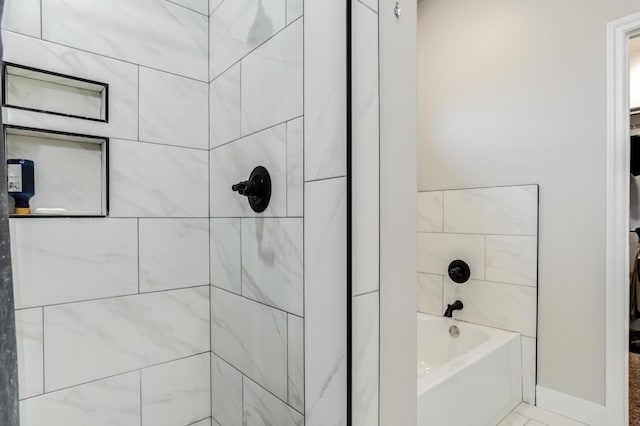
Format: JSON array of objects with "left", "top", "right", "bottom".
[{"left": 606, "top": 12, "right": 640, "bottom": 426}]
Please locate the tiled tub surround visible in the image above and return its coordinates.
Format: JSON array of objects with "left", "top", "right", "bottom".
[
  {"left": 417, "top": 185, "right": 539, "bottom": 405},
  {"left": 3, "top": 0, "right": 213, "bottom": 425}
]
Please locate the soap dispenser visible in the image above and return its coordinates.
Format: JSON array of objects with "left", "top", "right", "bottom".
[{"left": 7, "top": 159, "right": 35, "bottom": 215}]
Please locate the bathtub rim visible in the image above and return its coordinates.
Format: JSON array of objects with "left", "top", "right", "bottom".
[{"left": 417, "top": 312, "right": 521, "bottom": 396}]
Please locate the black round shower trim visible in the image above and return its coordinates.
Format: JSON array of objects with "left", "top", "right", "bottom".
[
  {"left": 231, "top": 166, "right": 272, "bottom": 213},
  {"left": 448, "top": 259, "right": 471, "bottom": 284}
]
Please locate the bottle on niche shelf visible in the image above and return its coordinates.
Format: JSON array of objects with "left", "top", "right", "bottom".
[{"left": 7, "top": 159, "right": 35, "bottom": 215}]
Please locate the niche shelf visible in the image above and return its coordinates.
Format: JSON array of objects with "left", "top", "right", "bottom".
[
  {"left": 3, "top": 63, "right": 109, "bottom": 122},
  {"left": 4, "top": 126, "right": 109, "bottom": 217}
]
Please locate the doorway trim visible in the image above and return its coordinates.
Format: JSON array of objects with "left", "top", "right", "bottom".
[{"left": 606, "top": 11, "right": 640, "bottom": 426}]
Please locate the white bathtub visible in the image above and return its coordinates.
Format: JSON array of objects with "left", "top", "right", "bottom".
[{"left": 417, "top": 313, "right": 522, "bottom": 426}]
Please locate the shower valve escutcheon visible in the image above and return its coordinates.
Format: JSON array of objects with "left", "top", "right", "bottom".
[
  {"left": 231, "top": 166, "right": 272, "bottom": 213},
  {"left": 448, "top": 259, "right": 471, "bottom": 284}
]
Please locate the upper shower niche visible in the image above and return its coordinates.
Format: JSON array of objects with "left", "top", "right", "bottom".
[{"left": 3, "top": 63, "right": 109, "bottom": 122}]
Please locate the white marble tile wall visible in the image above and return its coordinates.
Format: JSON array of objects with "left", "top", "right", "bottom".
[
  {"left": 15, "top": 308, "right": 43, "bottom": 400},
  {"left": 304, "top": 177, "right": 347, "bottom": 426},
  {"left": 240, "top": 19, "right": 303, "bottom": 135},
  {"left": 20, "top": 372, "right": 141, "bottom": 426},
  {"left": 41, "top": 0, "right": 208, "bottom": 81},
  {"left": 110, "top": 140, "right": 209, "bottom": 218},
  {"left": 139, "top": 219, "right": 210, "bottom": 292},
  {"left": 209, "top": 0, "right": 286, "bottom": 81},
  {"left": 44, "top": 286, "right": 210, "bottom": 391},
  {"left": 10, "top": 219, "right": 138, "bottom": 308},
  {"left": 417, "top": 185, "right": 539, "bottom": 405},
  {"left": 351, "top": 1, "right": 380, "bottom": 425},
  {"left": 4, "top": 2, "right": 214, "bottom": 425},
  {"left": 208, "top": 4, "right": 314, "bottom": 421},
  {"left": 139, "top": 67, "right": 209, "bottom": 150},
  {"left": 141, "top": 354, "right": 211, "bottom": 426},
  {"left": 3, "top": 0, "right": 41, "bottom": 38}
]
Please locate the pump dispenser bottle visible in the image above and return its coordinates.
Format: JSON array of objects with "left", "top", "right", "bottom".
[{"left": 7, "top": 159, "right": 35, "bottom": 215}]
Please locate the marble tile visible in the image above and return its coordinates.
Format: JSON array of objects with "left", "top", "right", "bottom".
[
  {"left": 241, "top": 19, "right": 303, "bottom": 135},
  {"left": 209, "top": 0, "right": 286, "bottom": 80},
  {"left": 42, "top": 0, "right": 208, "bottom": 80},
  {"left": 417, "top": 273, "right": 443, "bottom": 316},
  {"left": 20, "top": 372, "right": 140, "bottom": 426},
  {"left": 304, "top": 178, "right": 347, "bottom": 425},
  {"left": 192, "top": 419, "right": 213, "bottom": 426},
  {"left": 139, "top": 219, "right": 210, "bottom": 292},
  {"left": 210, "top": 63, "right": 241, "bottom": 149},
  {"left": 139, "top": 67, "right": 209, "bottom": 150},
  {"left": 6, "top": 132, "right": 105, "bottom": 216},
  {"left": 210, "top": 0, "right": 223, "bottom": 15},
  {"left": 2, "top": 0, "right": 41, "bottom": 38},
  {"left": 170, "top": 0, "right": 209, "bottom": 15},
  {"left": 15, "top": 308, "right": 43, "bottom": 400},
  {"left": 304, "top": 0, "right": 347, "bottom": 181},
  {"left": 522, "top": 337, "right": 537, "bottom": 405},
  {"left": 358, "top": 0, "right": 378, "bottom": 12},
  {"left": 486, "top": 235, "right": 538, "bottom": 287},
  {"left": 110, "top": 140, "right": 209, "bottom": 218},
  {"left": 514, "top": 403, "right": 586, "bottom": 426},
  {"left": 210, "top": 218, "right": 242, "bottom": 294},
  {"left": 443, "top": 185, "right": 538, "bottom": 236},
  {"left": 243, "top": 377, "right": 304, "bottom": 426},
  {"left": 211, "top": 353, "right": 243, "bottom": 426},
  {"left": 10, "top": 218, "right": 138, "bottom": 309},
  {"left": 417, "top": 232, "right": 485, "bottom": 279},
  {"left": 2, "top": 31, "right": 138, "bottom": 141},
  {"left": 210, "top": 124, "right": 287, "bottom": 217},
  {"left": 443, "top": 280, "right": 537, "bottom": 337},
  {"left": 287, "top": 117, "right": 304, "bottom": 217},
  {"left": 417, "top": 191, "right": 444, "bottom": 232},
  {"left": 352, "top": 293, "right": 379, "bottom": 426},
  {"left": 352, "top": 0, "right": 379, "bottom": 297},
  {"left": 142, "top": 354, "right": 211, "bottom": 426},
  {"left": 211, "top": 288, "right": 288, "bottom": 400},
  {"left": 286, "top": 0, "right": 303, "bottom": 24},
  {"left": 287, "top": 314, "right": 304, "bottom": 413},
  {"left": 44, "top": 287, "right": 209, "bottom": 391},
  {"left": 241, "top": 218, "right": 303, "bottom": 315},
  {"left": 498, "top": 412, "right": 529, "bottom": 426},
  {"left": 526, "top": 421, "right": 547, "bottom": 426}
]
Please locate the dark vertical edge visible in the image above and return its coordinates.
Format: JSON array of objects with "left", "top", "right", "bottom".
[
  {"left": 346, "top": 0, "right": 353, "bottom": 424},
  {"left": 0, "top": 0, "right": 21, "bottom": 424}
]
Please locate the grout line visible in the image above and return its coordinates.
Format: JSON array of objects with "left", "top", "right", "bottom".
[
  {"left": 17, "top": 284, "right": 211, "bottom": 311},
  {"left": 20, "top": 351, "right": 211, "bottom": 402},
  {"left": 165, "top": 0, "right": 209, "bottom": 16},
  {"left": 286, "top": 314, "right": 290, "bottom": 405},
  {"left": 208, "top": 15, "right": 304, "bottom": 83},
  {"left": 41, "top": 307, "right": 45, "bottom": 393},
  {"left": 355, "top": 0, "right": 377, "bottom": 15},
  {"left": 139, "top": 370, "right": 143, "bottom": 426},
  {"left": 210, "top": 114, "right": 303, "bottom": 152},
  {"left": 4, "top": 30, "right": 209, "bottom": 83},
  {"left": 115, "top": 136, "right": 210, "bottom": 152},
  {"left": 137, "top": 218, "right": 141, "bottom": 293},
  {"left": 212, "top": 284, "right": 304, "bottom": 320},
  {"left": 304, "top": 175, "right": 347, "bottom": 184},
  {"left": 209, "top": 0, "right": 224, "bottom": 16}
]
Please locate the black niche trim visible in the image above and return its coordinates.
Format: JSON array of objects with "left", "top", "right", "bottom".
[
  {"left": 2, "top": 62, "right": 110, "bottom": 123},
  {"left": 346, "top": 0, "right": 353, "bottom": 424},
  {"left": 3, "top": 124, "right": 110, "bottom": 218}
]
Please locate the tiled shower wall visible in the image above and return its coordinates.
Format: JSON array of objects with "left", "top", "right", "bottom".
[
  {"left": 417, "top": 185, "right": 539, "bottom": 405},
  {"left": 208, "top": 0, "right": 348, "bottom": 425},
  {"left": 3, "top": 1, "right": 212, "bottom": 425},
  {"left": 351, "top": 0, "right": 380, "bottom": 425}
]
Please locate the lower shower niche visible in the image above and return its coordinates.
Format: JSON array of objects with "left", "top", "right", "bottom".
[{"left": 4, "top": 126, "right": 108, "bottom": 217}]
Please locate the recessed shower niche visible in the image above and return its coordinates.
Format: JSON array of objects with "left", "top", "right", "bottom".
[
  {"left": 3, "top": 63, "right": 108, "bottom": 122},
  {"left": 4, "top": 126, "right": 108, "bottom": 217}
]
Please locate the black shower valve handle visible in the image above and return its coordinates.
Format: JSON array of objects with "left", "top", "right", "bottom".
[{"left": 232, "top": 179, "right": 258, "bottom": 197}]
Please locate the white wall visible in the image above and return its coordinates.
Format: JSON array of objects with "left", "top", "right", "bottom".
[{"left": 417, "top": 0, "right": 640, "bottom": 405}]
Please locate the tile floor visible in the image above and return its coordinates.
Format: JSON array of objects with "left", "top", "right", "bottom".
[{"left": 498, "top": 403, "right": 586, "bottom": 426}]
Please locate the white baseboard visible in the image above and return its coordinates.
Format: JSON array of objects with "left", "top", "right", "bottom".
[{"left": 536, "top": 385, "right": 606, "bottom": 426}]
